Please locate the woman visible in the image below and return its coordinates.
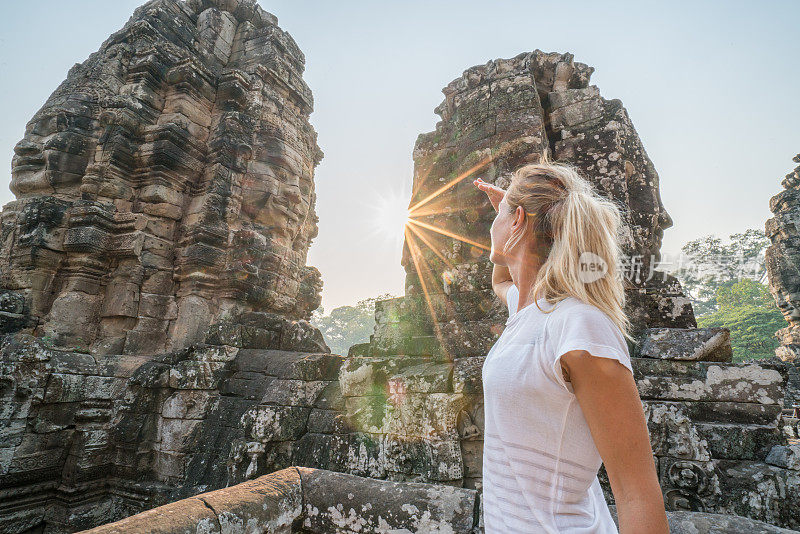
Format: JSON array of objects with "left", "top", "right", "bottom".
[{"left": 473, "top": 154, "right": 669, "bottom": 534}]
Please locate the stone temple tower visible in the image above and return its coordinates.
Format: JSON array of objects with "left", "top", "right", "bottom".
[
  {"left": 0, "top": 2, "right": 333, "bottom": 532},
  {"left": 0, "top": 0, "right": 326, "bottom": 356},
  {"left": 766, "top": 153, "right": 800, "bottom": 407},
  {"left": 368, "top": 51, "right": 695, "bottom": 363}
]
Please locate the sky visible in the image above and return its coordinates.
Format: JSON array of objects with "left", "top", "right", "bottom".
[{"left": 1, "top": 1, "right": 798, "bottom": 312}]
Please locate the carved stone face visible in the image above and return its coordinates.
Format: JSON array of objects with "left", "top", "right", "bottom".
[
  {"left": 242, "top": 132, "right": 311, "bottom": 246},
  {"left": 651, "top": 186, "right": 674, "bottom": 265},
  {"left": 242, "top": 138, "right": 308, "bottom": 246},
  {"left": 11, "top": 97, "right": 94, "bottom": 197},
  {"left": 0, "top": 0, "right": 325, "bottom": 354},
  {"left": 622, "top": 157, "right": 674, "bottom": 267},
  {"left": 775, "top": 286, "right": 800, "bottom": 323},
  {"left": 389, "top": 50, "right": 697, "bottom": 350}
]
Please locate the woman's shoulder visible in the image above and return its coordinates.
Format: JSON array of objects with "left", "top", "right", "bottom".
[
  {"left": 543, "top": 296, "right": 630, "bottom": 362},
  {"left": 544, "top": 295, "right": 596, "bottom": 313},
  {"left": 544, "top": 296, "right": 617, "bottom": 326}
]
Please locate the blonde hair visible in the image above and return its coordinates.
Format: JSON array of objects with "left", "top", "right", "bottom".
[{"left": 502, "top": 150, "right": 632, "bottom": 340}]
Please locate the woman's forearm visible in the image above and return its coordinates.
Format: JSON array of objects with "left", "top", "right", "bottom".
[
  {"left": 615, "top": 485, "right": 670, "bottom": 534},
  {"left": 492, "top": 263, "right": 512, "bottom": 287}
]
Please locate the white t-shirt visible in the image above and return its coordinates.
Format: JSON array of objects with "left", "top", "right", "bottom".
[{"left": 481, "top": 283, "right": 633, "bottom": 533}]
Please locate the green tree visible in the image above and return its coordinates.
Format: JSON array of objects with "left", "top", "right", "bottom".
[
  {"left": 671, "top": 229, "right": 769, "bottom": 316},
  {"left": 697, "top": 278, "right": 785, "bottom": 362},
  {"left": 310, "top": 292, "right": 399, "bottom": 356}
]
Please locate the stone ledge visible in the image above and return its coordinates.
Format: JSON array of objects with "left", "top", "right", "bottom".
[
  {"left": 79, "top": 466, "right": 796, "bottom": 534},
  {"left": 81, "top": 467, "right": 303, "bottom": 534},
  {"left": 637, "top": 327, "right": 733, "bottom": 362},
  {"left": 610, "top": 506, "right": 798, "bottom": 534}
]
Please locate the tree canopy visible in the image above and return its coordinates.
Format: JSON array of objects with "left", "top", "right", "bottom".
[
  {"left": 667, "top": 228, "right": 785, "bottom": 361},
  {"left": 670, "top": 228, "right": 769, "bottom": 316},
  {"left": 696, "top": 278, "right": 785, "bottom": 361},
  {"left": 310, "top": 292, "right": 399, "bottom": 357}
]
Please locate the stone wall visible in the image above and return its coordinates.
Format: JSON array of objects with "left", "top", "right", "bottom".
[
  {"left": 0, "top": 332, "right": 338, "bottom": 532},
  {"left": 338, "top": 330, "right": 800, "bottom": 528},
  {"left": 0, "top": 0, "right": 324, "bottom": 356},
  {"left": 4, "top": 325, "right": 800, "bottom": 532},
  {"left": 79, "top": 466, "right": 798, "bottom": 534}
]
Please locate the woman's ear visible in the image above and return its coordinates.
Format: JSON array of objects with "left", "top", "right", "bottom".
[{"left": 513, "top": 205, "right": 525, "bottom": 228}]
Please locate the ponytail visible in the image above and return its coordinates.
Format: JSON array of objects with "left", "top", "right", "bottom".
[{"left": 502, "top": 155, "right": 632, "bottom": 340}]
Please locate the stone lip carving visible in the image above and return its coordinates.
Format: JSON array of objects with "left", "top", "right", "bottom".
[
  {"left": 78, "top": 466, "right": 798, "bottom": 534},
  {"left": 369, "top": 50, "right": 694, "bottom": 364},
  {"left": 0, "top": 0, "right": 326, "bottom": 356}
]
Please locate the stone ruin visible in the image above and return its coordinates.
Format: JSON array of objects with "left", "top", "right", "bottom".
[
  {"left": 0, "top": 0, "right": 332, "bottom": 531},
  {"left": 392, "top": 50, "right": 695, "bottom": 354},
  {"left": 0, "top": 1, "right": 799, "bottom": 533},
  {"left": 345, "top": 51, "right": 800, "bottom": 529},
  {"left": 766, "top": 153, "right": 800, "bottom": 412},
  {"left": 0, "top": 0, "right": 325, "bottom": 356}
]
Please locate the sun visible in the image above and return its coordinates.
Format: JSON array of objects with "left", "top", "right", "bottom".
[{"left": 365, "top": 185, "right": 411, "bottom": 252}]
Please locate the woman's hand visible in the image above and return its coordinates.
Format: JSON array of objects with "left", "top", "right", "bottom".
[{"left": 473, "top": 177, "right": 506, "bottom": 213}]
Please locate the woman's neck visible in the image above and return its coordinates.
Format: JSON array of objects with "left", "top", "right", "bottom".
[{"left": 507, "top": 249, "right": 544, "bottom": 312}]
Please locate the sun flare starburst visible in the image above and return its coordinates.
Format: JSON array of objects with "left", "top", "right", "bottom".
[
  {"left": 360, "top": 148, "right": 507, "bottom": 366},
  {"left": 365, "top": 185, "right": 411, "bottom": 252}
]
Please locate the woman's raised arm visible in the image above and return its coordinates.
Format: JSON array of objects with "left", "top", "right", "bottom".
[{"left": 474, "top": 177, "right": 513, "bottom": 305}]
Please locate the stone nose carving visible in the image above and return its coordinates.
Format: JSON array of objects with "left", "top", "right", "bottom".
[{"left": 12, "top": 139, "right": 41, "bottom": 158}]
